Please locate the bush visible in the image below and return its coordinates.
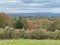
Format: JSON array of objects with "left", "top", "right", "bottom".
[
  {"left": 31, "top": 29, "right": 47, "bottom": 39},
  {"left": 11, "top": 30, "right": 20, "bottom": 39},
  {"left": 0, "top": 30, "right": 4, "bottom": 39},
  {"left": 54, "top": 30, "right": 60, "bottom": 40},
  {"left": 3, "top": 28, "right": 13, "bottom": 39},
  {"left": 23, "top": 30, "right": 32, "bottom": 39},
  {"left": 47, "top": 31, "right": 55, "bottom": 39},
  {"left": 0, "top": 28, "right": 60, "bottom": 40},
  {"left": 0, "top": 28, "right": 13, "bottom": 39}
]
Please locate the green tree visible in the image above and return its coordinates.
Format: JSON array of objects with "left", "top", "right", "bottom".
[
  {"left": 14, "top": 16, "right": 25, "bottom": 29},
  {"left": 55, "top": 18, "right": 60, "bottom": 30},
  {"left": 40, "top": 18, "right": 52, "bottom": 30},
  {"left": 47, "top": 21, "right": 56, "bottom": 31}
]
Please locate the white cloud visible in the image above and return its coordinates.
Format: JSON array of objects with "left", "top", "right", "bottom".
[
  {"left": 24, "top": 3, "right": 47, "bottom": 6},
  {"left": 0, "top": 0, "right": 22, "bottom": 3},
  {"left": 0, "top": 0, "right": 60, "bottom": 13},
  {"left": 50, "top": 8, "right": 60, "bottom": 13},
  {"left": 2, "top": 8, "right": 52, "bottom": 13}
]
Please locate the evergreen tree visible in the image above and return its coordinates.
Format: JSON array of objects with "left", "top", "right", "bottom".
[{"left": 14, "top": 16, "right": 25, "bottom": 29}]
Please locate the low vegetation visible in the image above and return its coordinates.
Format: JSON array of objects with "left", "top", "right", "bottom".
[{"left": 0, "top": 29, "right": 60, "bottom": 40}]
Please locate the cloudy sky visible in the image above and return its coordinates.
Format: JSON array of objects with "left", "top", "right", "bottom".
[{"left": 0, "top": 0, "right": 60, "bottom": 13}]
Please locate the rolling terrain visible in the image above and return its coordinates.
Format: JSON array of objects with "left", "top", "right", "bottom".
[{"left": 8, "top": 12, "right": 60, "bottom": 17}]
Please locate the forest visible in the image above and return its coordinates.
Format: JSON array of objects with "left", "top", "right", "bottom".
[{"left": 0, "top": 12, "right": 60, "bottom": 40}]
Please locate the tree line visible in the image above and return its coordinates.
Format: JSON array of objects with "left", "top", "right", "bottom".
[{"left": 0, "top": 12, "right": 60, "bottom": 39}]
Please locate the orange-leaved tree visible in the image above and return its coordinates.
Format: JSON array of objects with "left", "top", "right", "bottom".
[
  {"left": 25, "top": 19, "right": 36, "bottom": 30},
  {"left": 0, "top": 12, "right": 14, "bottom": 28}
]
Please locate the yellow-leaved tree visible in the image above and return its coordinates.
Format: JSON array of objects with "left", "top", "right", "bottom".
[{"left": 0, "top": 12, "right": 14, "bottom": 28}]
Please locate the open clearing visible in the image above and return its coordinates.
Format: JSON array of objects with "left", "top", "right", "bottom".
[{"left": 0, "top": 39, "right": 60, "bottom": 45}]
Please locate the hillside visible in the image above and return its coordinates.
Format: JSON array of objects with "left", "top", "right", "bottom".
[{"left": 8, "top": 12, "right": 60, "bottom": 17}]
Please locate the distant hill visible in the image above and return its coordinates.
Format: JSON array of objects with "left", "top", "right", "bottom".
[{"left": 7, "top": 12, "right": 60, "bottom": 17}]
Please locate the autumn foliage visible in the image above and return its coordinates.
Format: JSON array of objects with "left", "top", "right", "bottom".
[
  {"left": 0, "top": 12, "right": 14, "bottom": 28},
  {"left": 26, "top": 19, "right": 36, "bottom": 30}
]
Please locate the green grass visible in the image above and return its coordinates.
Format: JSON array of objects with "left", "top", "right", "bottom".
[{"left": 0, "top": 39, "right": 60, "bottom": 45}]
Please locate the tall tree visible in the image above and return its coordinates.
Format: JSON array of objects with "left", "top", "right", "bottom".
[
  {"left": 14, "top": 16, "right": 25, "bottom": 29},
  {"left": 0, "top": 12, "right": 14, "bottom": 28}
]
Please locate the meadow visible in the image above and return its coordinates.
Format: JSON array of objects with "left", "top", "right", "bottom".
[{"left": 0, "top": 39, "right": 60, "bottom": 45}]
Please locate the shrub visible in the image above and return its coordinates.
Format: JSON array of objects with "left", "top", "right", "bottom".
[
  {"left": 47, "top": 31, "right": 55, "bottom": 39},
  {"left": 54, "top": 30, "right": 60, "bottom": 40},
  {"left": 0, "top": 28, "right": 60, "bottom": 40},
  {"left": 31, "top": 29, "right": 47, "bottom": 39},
  {"left": 3, "top": 28, "right": 13, "bottom": 39},
  {"left": 11, "top": 30, "right": 20, "bottom": 39},
  {"left": 23, "top": 30, "right": 32, "bottom": 39},
  {"left": 0, "top": 30, "right": 4, "bottom": 39}
]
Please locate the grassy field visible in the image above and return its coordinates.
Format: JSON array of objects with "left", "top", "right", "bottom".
[{"left": 0, "top": 39, "right": 60, "bottom": 45}]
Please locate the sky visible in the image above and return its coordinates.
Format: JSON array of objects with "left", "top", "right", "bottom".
[{"left": 0, "top": 0, "right": 60, "bottom": 13}]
